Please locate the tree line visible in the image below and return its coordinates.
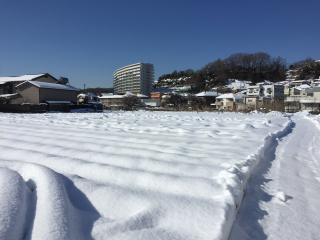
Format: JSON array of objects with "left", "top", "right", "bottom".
[{"left": 156, "top": 52, "right": 320, "bottom": 91}]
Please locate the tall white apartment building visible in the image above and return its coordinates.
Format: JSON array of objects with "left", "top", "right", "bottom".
[{"left": 114, "top": 63, "right": 154, "bottom": 97}]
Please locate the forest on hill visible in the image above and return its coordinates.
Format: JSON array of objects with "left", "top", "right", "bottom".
[{"left": 156, "top": 52, "right": 320, "bottom": 91}]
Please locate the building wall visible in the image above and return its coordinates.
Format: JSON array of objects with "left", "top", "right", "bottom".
[
  {"left": 16, "top": 84, "right": 40, "bottom": 104},
  {"left": 114, "top": 63, "right": 154, "bottom": 97},
  {"left": 300, "top": 103, "right": 320, "bottom": 111},
  {"left": 39, "top": 89, "right": 78, "bottom": 103},
  {"left": 151, "top": 92, "right": 164, "bottom": 102},
  {"left": 245, "top": 97, "right": 258, "bottom": 108},
  {"left": 99, "top": 97, "right": 123, "bottom": 108}
]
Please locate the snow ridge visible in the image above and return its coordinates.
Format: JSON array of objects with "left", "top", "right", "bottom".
[
  {"left": 0, "top": 112, "right": 289, "bottom": 240},
  {"left": 219, "top": 119, "right": 293, "bottom": 240}
]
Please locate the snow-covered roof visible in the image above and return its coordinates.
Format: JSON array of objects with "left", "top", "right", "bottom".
[
  {"left": 0, "top": 74, "right": 47, "bottom": 84},
  {"left": 300, "top": 100, "right": 320, "bottom": 103},
  {"left": 100, "top": 93, "right": 114, "bottom": 96},
  {"left": 298, "top": 84, "right": 311, "bottom": 89},
  {"left": 137, "top": 94, "right": 149, "bottom": 98},
  {"left": 126, "top": 91, "right": 136, "bottom": 96},
  {"left": 196, "top": 91, "right": 220, "bottom": 97},
  {"left": 0, "top": 93, "right": 19, "bottom": 98},
  {"left": 293, "top": 80, "right": 307, "bottom": 83},
  {"left": 88, "top": 92, "right": 98, "bottom": 98},
  {"left": 16, "top": 81, "right": 79, "bottom": 91},
  {"left": 77, "top": 93, "right": 87, "bottom": 98},
  {"left": 227, "top": 82, "right": 250, "bottom": 90},
  {"left": 99, "top": 94, "right": 125, "bottom": 99},
  {"left": 257, "top": 80, "right": 273, "bottom": 85},
  {"left": 216, "top": 94, "right": 244, "bottom": 100}
]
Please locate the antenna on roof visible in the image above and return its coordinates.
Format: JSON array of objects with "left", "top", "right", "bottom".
[{"left": 58, "top": 77, "right": 69, "bottom": 85}]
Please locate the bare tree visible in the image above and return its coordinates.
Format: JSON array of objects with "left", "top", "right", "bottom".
[
  {"left": 163, "top": 93, "right": 186, "bottom": 110},
  {"left": 121, "top": 95, "right": 140, "bottom": 111}
]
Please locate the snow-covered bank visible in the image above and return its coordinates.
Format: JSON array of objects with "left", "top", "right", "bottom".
[{"left": 0, "top": 111, "right": 289, "bottom": 239}]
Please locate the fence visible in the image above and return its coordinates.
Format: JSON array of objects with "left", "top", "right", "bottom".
[{"left": 0, "top": 104, "right": 46, "bottom": 113}]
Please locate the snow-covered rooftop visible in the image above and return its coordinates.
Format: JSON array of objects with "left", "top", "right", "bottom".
[
  {"left": 17, "top": 81, "right": 79, "bottom": 91},
  {"left": 0, "top": 93, "right": 19, "bottom": 98},
  {"left": 99, "top": 94, "right": 125, "bottom": 99},
  {"left": 0, "top": 74, "right": 46, "bottom": 84},
  {"left": 196, "top": 91, "right": 220, "bottom": 97},
  {"left": 227, "top": 82, "right": 250, "bottom": 90},
  {"left": 216, "top": 93, "right": 244, "bottom": 100},
  {"left": 137, "top": 94, "right": 149, "bottom": 98}
]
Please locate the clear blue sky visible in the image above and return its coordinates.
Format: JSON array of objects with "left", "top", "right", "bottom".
[{"left": 1, "top": 0, "right": 319, "bottom": 89}]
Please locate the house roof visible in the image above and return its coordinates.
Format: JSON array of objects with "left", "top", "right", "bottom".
[
  {"left": 216, "top": 93, "right": 244, "bottom": 100},
  {"left": 196, "top": 91, "right": 220, "bottom": 97},
  {"left": 99, "top": 94, "right": 125, "bottom": 99},
  {"left": 16, "top": 81, "right": 79, "bottom": 91},
  {"left": 0, "top": 73, "right": 58, "bottom": 84},
  {"left": 88, "top": 92, "right": 98, "bottom": 98},
  {"left": 100, "top": 93, "right": 114, "bottom": 96},
  {"left": 227, "top": 82, "right": 250, "bottom": 90},
  {"left": 0, "top": 93, "right": 19, "bottom": 98},
  {"left": 137, "top": 94, "right": 149, "bottom": 98}
]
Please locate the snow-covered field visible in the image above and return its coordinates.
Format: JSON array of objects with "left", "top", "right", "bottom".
[{"left": 0, "top": 111, "right": 291, "bottom": 239}]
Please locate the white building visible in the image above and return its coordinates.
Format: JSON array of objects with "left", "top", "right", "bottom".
[
  {"left": 114, "top": 63, "right": 154, "bottom": 97},
  {"left": 247, "top": 84, "right": 284, "bottom": 98}
]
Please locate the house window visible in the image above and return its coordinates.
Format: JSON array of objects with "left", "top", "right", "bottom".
[
  {"left": 307, "top": 93, "right": 314, "bottom": 97},
  {"left": 248, "top": 99, "right": 252, "bottom": 102}
]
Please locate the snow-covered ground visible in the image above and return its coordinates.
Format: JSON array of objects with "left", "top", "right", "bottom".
[
  {"left": 229, "top": 112, "right": 320, "bottom": 240},
  {"left": 0, "top": 110, "right": 307, "bottom": 240}
]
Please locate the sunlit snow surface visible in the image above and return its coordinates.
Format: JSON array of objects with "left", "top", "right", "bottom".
[{"left": 0, "top": 111, "right": 289, "bottom": 240}]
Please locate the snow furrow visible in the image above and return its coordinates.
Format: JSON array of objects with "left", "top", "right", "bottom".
[{"left": 0, "top": 112, "right": 289, "bottom": 240}]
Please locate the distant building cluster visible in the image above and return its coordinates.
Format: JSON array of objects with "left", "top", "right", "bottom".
[{"left": 1, "top": 59, "right": 320, "bottom": 113}]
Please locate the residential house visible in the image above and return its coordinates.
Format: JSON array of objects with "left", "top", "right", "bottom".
[
  {"left": 244, "top": 96, "right": 270, "bottom": 110},
  {"left": 196, "top": 91, "right": 220, "bottom": 106},
  {"left": 247, "top": 84, "right": 284, "bottom": 99},
  {"left": 151, "top": 92, "right": 165, "bottom": 102},
  {"left": 285, "top": 87, "right": 320, "bottom": 112},
  {"left": 0, "top": 74, "right": 58, "bottom": 95},
  {"left": 284, "top": 87, "right": 301, "bottom": 99},
  {"left": 227, "top": 81, "right": 251, "bottom": 93},
  {"left": 99, "top": 91, "right": 144, "bottom": 110},
  {"left": 13, "top": 81, "right": 79, "bottom": 112},
  {"left": 214, "top": 94, "right": 244, "bottom": 110}
]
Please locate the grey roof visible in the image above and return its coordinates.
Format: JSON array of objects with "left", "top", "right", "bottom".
[
  {"left": 16, "top": 81, "right": 79, "bottom": 91},
  {"left": 0, "top": 74, "right": 58, "bottom": 84}
]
